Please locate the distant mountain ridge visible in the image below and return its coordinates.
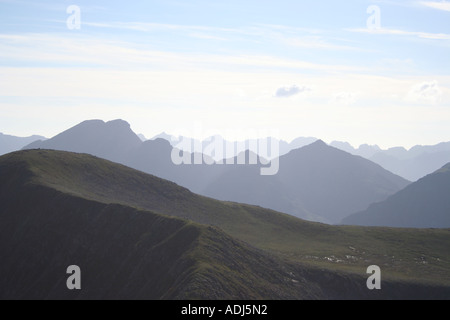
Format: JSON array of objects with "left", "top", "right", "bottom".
[
  {"left": 23, "top": 119, "right": 410, "bottom": 224},
  {"left": 331, "top": 140, "right": 450, "bottom": 181},
  {"left": 0, "top": 132, "right": 46, "bottom": 156},
  {"left": 6, "top": 123, "right": 447, "bottom": 182},
  {"left": 151, "top": 132, "right": 317, "bottom": 161},
  {"left": 7, "top": 123, "right": 448, "bottom": 182},
  {"left": 152, "top": 134, "right": 450, "bottom": 181},
  {"left": 203, "top": 140, "right": 410, "bottom": 224},
  {"left": 342, "top": 162, "right": 450, "bottom": 228},
  {"left": 25, "top": 119, "right": 141, "bottom": 164}
]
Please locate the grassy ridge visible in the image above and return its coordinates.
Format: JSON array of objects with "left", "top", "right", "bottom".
[
  {"left": 2, "top": 149, "right": 450, "bottom": 288},
  {"left": 0, "top": 179, "right": 318, "bottom": 299},
  {"left": 1, "top": 166, "right": 396, "bottom": 299}
]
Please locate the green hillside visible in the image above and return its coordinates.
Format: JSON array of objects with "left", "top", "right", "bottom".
[
  {"left": 1, "top": 150, "right": 449, "bottom": 299},
  {"left": 0, "top": 186, "right": 328, "bottom": 299}
]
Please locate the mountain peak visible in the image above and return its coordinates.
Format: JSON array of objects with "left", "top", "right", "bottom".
[
  {"left": 145, "top": 137, "right": 172, "bottom": 149},
  {"left": 106, "top": 119, "right": 131, "bottom": 128},
  {"left": 21, "top": 119, "right": 142, "bottom": 163},
  {"left": 78, "top": 119, "right": 105, "bottom": 126},
  {"left": 76, "top": 119, "right": 131, "bottom": 130},
  {"left": 151, "top": 132, "right": 175, "bottom": 142},
  {"left": 308, "top": 139, "right": 327, "bottom": 147}
]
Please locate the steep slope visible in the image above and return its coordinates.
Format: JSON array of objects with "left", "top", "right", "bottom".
[
  {"left": 342, "top": 163, "right": 450, "bottom": 228},
  {"left": 0, "top": 185, "right": 324, "bottom": 299},
  {"left": 0, "top": 150, "right": 339, "bottom": 299},
  {"left": 204, "top": 140, "right": 410, "bottom": 224},
  {"left": 0, "top": 133, "right": 46, "bottom": 156},
  {"left": 1, "top": 150, "right": 449, "bottom": 299}
]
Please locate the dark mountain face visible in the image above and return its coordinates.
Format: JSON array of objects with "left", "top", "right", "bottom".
[
  {"left": 1, "top": 150, "right": 449, "bottom": 299},
  {"left": 279, "top": 141, "right": 410, "bottom": 223},
  {"left": 342, "top": 163, "right": 450, "bottom": 228},
  {"left": 0, "top": 185, "right": 324, "bottom": 300},
  {"left": 0, "top": 150, "right": 317, "bottom": 299}
]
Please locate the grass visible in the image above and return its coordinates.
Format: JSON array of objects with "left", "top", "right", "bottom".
[{"left": 2, "top": 149, "right": 450, "bottom": 288}]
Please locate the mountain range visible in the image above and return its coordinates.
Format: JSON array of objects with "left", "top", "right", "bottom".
[
  {"left": 330, "top": 140, "right": 450, "bottom": 182},
  {"left": 4, "top": 123, "right": 448, "bottom": 183},
  {"left": 201, "top": 140, "right": 409, "bottom": 224},
  {"left": 151, "top": 133, "right": 450, "bottom": 182},
  {"left": 1, "top": 119, "right": 447, "bottom": 227},
  {"left": 1, "top": 149, "right": 449, "bottom": 299},
  {"left": 0, "top": 132, "right": 46, "bottom": 156},
  {"left": 22, "top": 119, "right": 410, "bottom": 224},
  {"left": 342, "top": 162, "right": 450, "bottom": 228},
  {"left": 150, "top": 132, "right": 318, "bottom": 161}
]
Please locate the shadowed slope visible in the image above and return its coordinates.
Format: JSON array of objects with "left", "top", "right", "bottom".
[
  {"left": 343, "top": 163, "right": 450, "bottom": 228},
  {"left": 1, "top": 150, "right": 449, "bottom": 299}
]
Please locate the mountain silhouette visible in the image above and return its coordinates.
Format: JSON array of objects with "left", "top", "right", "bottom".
[
  {"left": 203, "top": 140, "right": 410, "bottom": 224},
  {"left": 331, "top": 140, "right": 450, "bottom": 181},
  {"left": 24, "top": 119, "right": 142, "bottom": 164},
  {"left": 342, "top": 162, "right": 450, "bottom": 228},
  {"left": 152, "top": 132, "right": 317, "bottom": 160},
  {"left": 330, "top": 141, "right": 382, "bottom": 159},
  {"left": 0, "top": 133, "right": 46, "bottom": 156},
  {"left": 23, "top": 120, "right": 410, "bottom": 224},
  {"left": 20, "top": 123, "right": 450, "bottom": 183},
  {"left": 370, "top": 143, "right": 450, "bottom": 181}
]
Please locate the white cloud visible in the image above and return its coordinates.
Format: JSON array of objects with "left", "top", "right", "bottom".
[
  {"left": 81, "top": 21, "right": 359, "bottom": 51},
  {"left": 348, "top": 28, "right": 450, "bottom": 40},
  {"left": 275, "top": 85, "right": 311, "bottom": 98},
  {"left": 332, "top": 92, "right": 358, "bottom": 105},
  {"left": 419, "top": 1, "right": 450, "bottom": 12},
  {"left": 188, "top": 33, "right": 228, "bottom": 41},
  {"left": 0, "top": 33, "right": 364, "bottom": 73},
  {"left": 82, "top": 21, "right": 211, "bottom": 32},
  {"left": 1, "top": 66, "right": 449, "bottom": 149},
  {"left": 406, "top": 80, "right": 443, "bottom": 103},
  {"left": 278, "top": 35, "right": 356, "bottom": 50}
]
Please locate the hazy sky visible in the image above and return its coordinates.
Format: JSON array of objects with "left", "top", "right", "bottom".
[{"left": 0, "top": 0, "right": 449, "bottom": 149}]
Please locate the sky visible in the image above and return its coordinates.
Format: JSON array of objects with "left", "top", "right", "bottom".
[{"left": 0, "top": 0, "right": 449, "bottom": 149}]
